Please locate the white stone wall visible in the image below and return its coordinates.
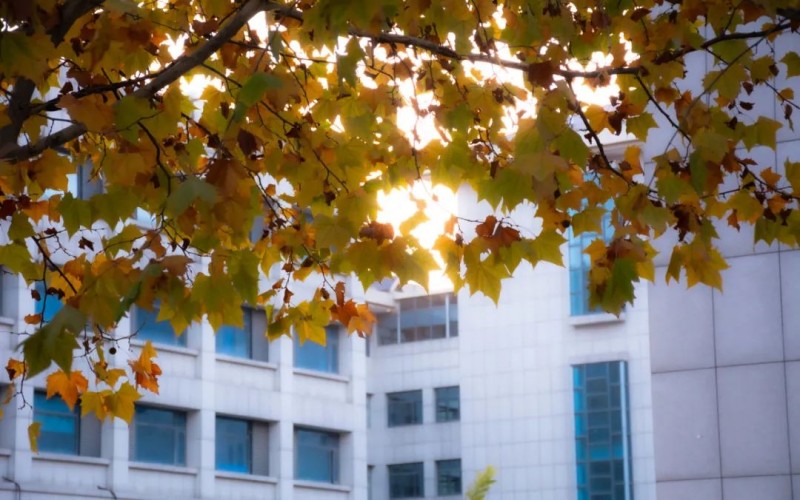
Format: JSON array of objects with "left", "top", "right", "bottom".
[{"left": 0, "top": 274, "right": 369, "bottom": 500}]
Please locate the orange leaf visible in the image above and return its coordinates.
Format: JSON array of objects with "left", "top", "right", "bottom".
[
  {"left": 128, "top": 341, "right": 161, "bottom": 394},
  {"left": 24, "top": 313, "right": 42, "bottom": 325},
  {"left": 46, "top": 370, "right": 89, "bottom": 411},
  {"left": 5, "top": 358, "right": 27, "bottom": 380}
]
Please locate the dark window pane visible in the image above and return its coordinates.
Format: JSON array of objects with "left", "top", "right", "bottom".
[
  {"left": 437, "top": 459, "right": 462, "bottom": 495},
  {"left": 389, "top": 462, "right": 424, "bottom": 498},
  {"left": 387, "top": 390, "right": 422, "bottom": 426},
  {"left": 294, "top": 327, "right": 338, "bottom": 373},
  {"left": 132, "top": 406, "right": 186, "bottom": 466},
  {"left": 435, "top": 386, "right": 460, "bottom": 423},
  {"left": 135, "top": 304, "right": 187, "bottom": 346}
]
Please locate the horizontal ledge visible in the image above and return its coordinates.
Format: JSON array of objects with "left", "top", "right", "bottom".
[
  {"left": 569, "top": 312, "right": 625, "bottom": 327},
  {"left": 130, "top": 340, "right": 199, "bottom": 356},
  {"left": 129, "top": 462, "right": 198, "bottom": 475},
  {"left": 215, "top": 471, "right": 277, "bottom": 484},
  {"left": 293, "top": 368, "right": 349, "bottom": 383},
  {"left": 216, "top": 355, "right": 277, "bottom": 370},
  {"left": 33, "top": 453, "right": 110, "bottom": 466},
  {"left": 293, "top": 480, "right": 351, "bottom": 492}
]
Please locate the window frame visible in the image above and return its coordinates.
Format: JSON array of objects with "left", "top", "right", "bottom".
[
  {"left": 435, "top": 386, "right": 460, "bottom": 423},
  {"left": 388, "top": 462, "right": 424, "bottom": 499},
  {"left": 294, "top": 427, "right": 340, "bottom": 484},
  {"left": 387, "top": 390, "right": 423, "bottom": 427},
  {"left": 568, "top": 200, "right": 614, "bottom": 316},
  {"left": 215, "top": 415, "right": 253, "bottom": 474},
  {"left": 436, "top": 459, "right": 462, "bottom": 496},
  {"left": 33, "top": 390, "right": 80, "bottom": 455},
  {"left": 294, "top": 326, "right": 339, "bottom": 373},
  {"left": 216, "top": 307, "right": 254, "bottom": 359},
  {"left": 131, "top": 405, "right": 188, "bottom": 466},
  {"left": 377, "top": 293, "right": 458, "bottom": 346},
  {"left": 573, "top": 360, "right": 632, "bottom": 500},
  {"left": 133, "top": 303, "right": 187, "bottom": 347}
]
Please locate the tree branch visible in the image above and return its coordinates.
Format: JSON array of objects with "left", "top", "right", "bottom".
[
  {"left": 0, "top": 77, "right": 35, "bottom": 158},
  {"left": 2, "top": 0, "right": 273, "bottom": 163}
]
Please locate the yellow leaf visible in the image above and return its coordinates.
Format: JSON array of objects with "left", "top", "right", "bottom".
[
  {"left": 106, "top": 382, "right": 140, "bottom": 424},
  {"left": 28, "top": 422, "right": 41, "bottom": 452},
  {"left": 81, "top": 390, "right": 110, "bottom": 421},
  {"left": 129, "top": 341, "right": 162, "bottom": 394}
]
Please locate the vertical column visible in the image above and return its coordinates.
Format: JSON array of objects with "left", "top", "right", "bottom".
[
  {"left": 107, "top": 316, "right": 131, "bottom": 493},
  {"left": 8, "top": 274, "right": 34, "bottom": 485},
  {"left": 348, "top": 334, "right": 368, "bottom": 499},
  {"left": 275, "top": 337, "right": 295, "bottom": 499},
  {"left": 196, "top": 320, "right": 217, "bottom": 498}
]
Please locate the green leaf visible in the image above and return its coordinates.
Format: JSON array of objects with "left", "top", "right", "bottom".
[
  {"left": 22, "top": 305, "right": 85, "bottom": 376},
  {"left": 531, "top": 229, "right": 566, "bottom": 266},
  {"left": 59, "top": 193, "right": 93, "bottom": 236},
  {"left": 8, "top": 212, "right": 34, "bottom": 240},
  {"left": 228, "top": 249, "right": 260, "bottom": 304},
  {"left": 781, "top": 51, "right": 800, "bottom": 78},
  {"left": 114, "top": 95, "right": 151, "bottom": 142},
  {"left": 232, "top": 72, "right": 283, "bottom": 123},
  {"left": 166, "top": 176, "right": 217, "bottom": 216}
]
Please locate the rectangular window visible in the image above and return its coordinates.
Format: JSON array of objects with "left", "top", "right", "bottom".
[
  {"left": 377, "top": 293, "right": 458, "bottom": 345},
  {"left": 294, "top": 326, "right": 339, "bottom": 373},
  {"left": 573, "top": 361, "right": 632, "bottom": 500},
  {"left": 388, "top": 462, "right": 424, "bottom": 499},
  {"left": 216, "top": 416, "right": 252, "bottom": 474},
  {"left": 387, "top": 390, "right": 422, "bottom": 427},
  {"left": 131, "top": 406, "right": 187, "bottom": 466},
  {"left": 568, "top": 201, "right": 614, "bottom": 316},
  {"left": 367, "top": 394, "right": 373, "bottom": 428},
  {"left": 34, "top": 281, "right": 63, "bottom": 323},
  {"left": 133, "top": 303, "right": 187, "bottom": 347},
  {"left": 33, "top": 390, "right": 79, "bottom": 455},
  {"left": 295, "top": 427, "right": 339, "bottom": 483},
  {"left": 215, "top": 307, "right": 269, "bottom": 362},
  {"left": 435, "top": 386, "right": 460, "bottom": 423},
  {"left": 436, "top": 459, "right": 462, "bottom": 496}
]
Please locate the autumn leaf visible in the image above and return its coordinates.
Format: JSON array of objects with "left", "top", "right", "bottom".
[
  {"left": 129, "top": 341, "right": 162, "bottom": 394},
  {"left": 28, "top": 422, "right": 41, "bottom": 453},
  {"left": 5, "top": 358, "right": 27, "bottom": 380},
  {"left": 46, "top": 370, "right": 89, "bottom": 411}
]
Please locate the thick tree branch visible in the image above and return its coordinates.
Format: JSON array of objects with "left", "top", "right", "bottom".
[
  {"left": 0, "top": 77, "right": 35, "bottom": 158},
  {"left": 2, "top": 0, "right": 272, "bottom": 163}
]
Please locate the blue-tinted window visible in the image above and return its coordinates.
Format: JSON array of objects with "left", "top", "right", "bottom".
[
  {"left": 573, "top": 361, "right": 632, "bottom": 500},
  {"left": 33, "top": 391, "right": 79, "bottom": 454},
  {"left": 388, "top": 462, "right": 424, "bottom": 498},
  {"left": 435, "top": 386, "right": 460, "bottom": 423},
  {"left": 134, "top": 304, "right": 186, "bottom": 347},
  {"left": 216, "top": 308, "right": 252, "bottom": 358},
  {"left": 378, "top": 293, "right": 458, "bottom": 345},
  {"left": 437, "top": 459, "right": 462, "bottom": 496},
  {"left": 132, "top": 406, "right": 187, "bottom": 466},
  {"left": 387, "top": 390, "right": 422, "bottom": 427},
  {"left": 294, "top": 326, "right": 338, "bottom": 373},
  {"left": 295, "top": 428, "right": 339, "bottom": 483},
  {"left": 568, "top": 201, "right": 614, "bottom": 316},
  {"left": 216, "top": 416, "right": 251, "bottom": 473},
  {"left": 34, "top": 281, "right": 63, "bottom": 323}
]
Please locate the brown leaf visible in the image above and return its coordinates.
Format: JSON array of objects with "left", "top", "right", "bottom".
[
  {"left": 237, "top": 129, "right": 258, "bottom": 156},
  {"left": 527, "top": 60, "right": 555, "bottom": 88},
  {"left": 475, "top": 215, "right": 498, "bottom": 239}
]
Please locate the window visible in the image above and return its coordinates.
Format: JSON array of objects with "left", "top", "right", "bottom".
[
  {"left": 388, "top": 462, "right": 424, "bottom": 499},
  {"left": 131, "top": 406, "right": 187, "bottom": 466},
  {"left": 435, "top": 386, "right": 460, "bottom": 423},
  {"left": 33, "top": 391, "right": 79, "bottom": 454},
  {"left": 294, "top": 326, "right": 339, "bottom": 373},
  {"left": 133, "top": 303, "right": 187, "bottom": 347},
  {"left": 368, "top": 465, "right": 375, "bottom": 500},
  {"left": 436, "top": 459, "right": 462, "bottom": 496},
  {"left": 378, "top": 292, "right": 458, "bottom": 345},
  {"left": 216, "top": 307, "right": 270, "bottom": 362},
  {"left": 573, "top": 361, "right": 632, "bottom": 500},
  {"left": 34, "top": 281, "right": 63, "bottom": 323},
  {"left": 568, "top": 201, "right": 614, "bottom": 316},
  {"left": 216, "top": 417, "right": 251, "bottom": 473},
  {"left": 295, "top": 427, "right": 339, "bottom": 483},
  {"left": 387, "top": 390, "right": 422, "bottom": 427}
]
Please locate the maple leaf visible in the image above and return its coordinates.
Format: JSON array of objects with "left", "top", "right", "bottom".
[
  {"left": 46, "top": 370, "right": 89, "bottom": 411},
  {"left": 5, "top": 358, "right": 27, "bottom": 380},
  {"left": 128, "top": 341, "right": 162, "bottom": 394}
]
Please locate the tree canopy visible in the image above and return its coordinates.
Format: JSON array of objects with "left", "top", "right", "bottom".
[{"left": 1, "top": 0, "right": 800, "bottom": 426}]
